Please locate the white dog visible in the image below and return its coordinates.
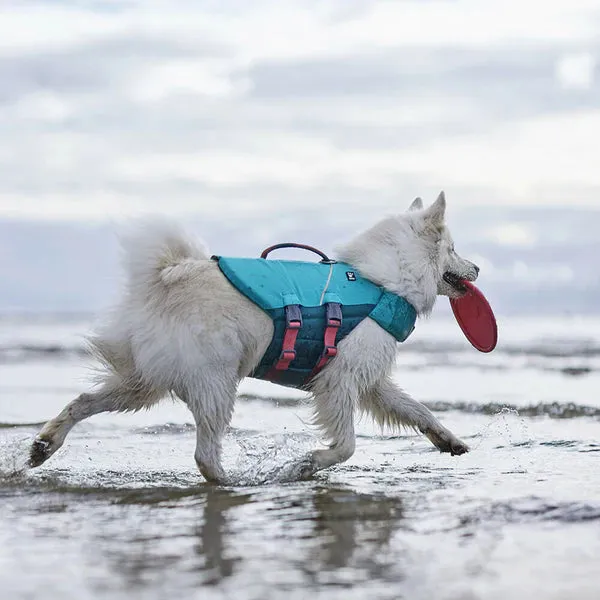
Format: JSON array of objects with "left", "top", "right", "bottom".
[{"left": 30, "top": 192, "right": 478, "bottom": 483}]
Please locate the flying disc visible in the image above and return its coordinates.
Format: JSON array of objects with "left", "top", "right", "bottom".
[{"left": 449, "top": 280, "right": 497, "bottom": 353}]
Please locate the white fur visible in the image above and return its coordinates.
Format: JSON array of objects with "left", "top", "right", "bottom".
[{"left": 30, "top": 192, "right": 477, "bottom": 483}]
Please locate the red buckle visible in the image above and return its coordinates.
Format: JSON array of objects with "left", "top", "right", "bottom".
[
  {"left": 277, "top": 349, "right": 296, "bottom": 365},
  {"left": 322, "top": 325, "right": 338, "bottom": 349},
  {"left": 268, "top": 307, "right": 302, "bottom": 377},
  {"left": 305, "top": 303, "right": 344, "bottom": 383},
  {"left": 274, "top": 330, "right": 299, "bottom": 370},
  {"left": 323, "top": 346, "right": 337, "bottom": 358}
]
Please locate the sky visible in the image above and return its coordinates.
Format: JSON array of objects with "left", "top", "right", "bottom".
[
  {"left": 0, "top": 0, "right": 599, "bottom": 223},
  {"left": 0, "top": 1, "right": 599, "bottom": 314}
]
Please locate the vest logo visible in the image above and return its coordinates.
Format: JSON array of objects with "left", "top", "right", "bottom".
[{"left": 346, "top": 271, "right": 357, "bottom": 281}]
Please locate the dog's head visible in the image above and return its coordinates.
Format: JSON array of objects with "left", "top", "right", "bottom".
[
  {"left": 336, "top": 191, "right": 479, "bottom": 316},
  {"left": 408, "top": 193, "right": 479, "bottom": 299}
]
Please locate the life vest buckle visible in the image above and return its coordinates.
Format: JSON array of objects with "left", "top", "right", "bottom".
[
  {"left": 323, "top": 346, "right": 338, "bottom": 358},
  {"left": 275, "top": 349, "right": 297, "bottom": 368}
]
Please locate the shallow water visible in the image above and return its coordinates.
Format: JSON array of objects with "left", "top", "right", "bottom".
[{"left": 1, "top": 314, "right": 600, "bottom": 599}]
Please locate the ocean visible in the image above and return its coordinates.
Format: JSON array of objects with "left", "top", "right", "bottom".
[{"left": 1, "top": 313, "right": 599, "bottom": 599}]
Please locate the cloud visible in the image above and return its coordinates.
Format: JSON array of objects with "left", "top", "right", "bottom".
[
  {"left": 0, "top": 0, "right": 599, "bottom": 222},
  {"left": 0, "top": 34, "right": 229, "bottom": 104},
  {"left": 399, "top": 109, "right": 600, "bottom": 201},
  {"left": 556, "top": 52, "right": 597, "bottom": 90}
]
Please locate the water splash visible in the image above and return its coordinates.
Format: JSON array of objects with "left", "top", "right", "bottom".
[
  {"left": 470, "top": 406, "right": 535, "bottom": 451},
  {"left": 225, "top": 431, "right": 318, "bottom": 486},
  {"left": 0, "top": 435, "right": 32, "bottom": 479}
]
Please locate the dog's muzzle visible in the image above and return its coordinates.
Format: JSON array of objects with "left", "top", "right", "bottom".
[{"left": 443, "top": 272, "right": 468, "bottom": 293}]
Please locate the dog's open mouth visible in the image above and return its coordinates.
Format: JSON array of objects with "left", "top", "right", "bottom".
[{"left": 443, "top": 272, "right": 468, "bottom": 293}]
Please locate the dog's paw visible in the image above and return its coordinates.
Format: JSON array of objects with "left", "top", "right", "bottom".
[
  {"left": 298, "top": 457, "right": 317, "bottom": 480},
  {"left": 448, "top": 438, "right": 469, "bottom": 456},
  {"left": 423, "top": 429, "right": 469, "bottom": 456},
  {"left": 28, "top": 438, "right": 53, "bottom": 468},
  {"left": 282, "top": 454, "right": 317, "bottom": 482}
]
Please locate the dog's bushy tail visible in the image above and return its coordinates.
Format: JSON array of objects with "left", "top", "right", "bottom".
[
  {"left": 118, "top": 218, "right": 209, "bottom": 291},
  {"left": 85, "top": 219, "right": 208, "bottom": 389}
]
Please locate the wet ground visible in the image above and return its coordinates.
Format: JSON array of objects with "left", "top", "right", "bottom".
[{"left": 1, "top": 314, "right": 599, "bottom": 599}]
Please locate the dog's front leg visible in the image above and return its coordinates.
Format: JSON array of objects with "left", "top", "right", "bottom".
[
  {"left": 292, "top": 386, "right": 357, "bottom": 480},
  {"left": 313, "top": 387, "right": 357, "bottom": 470},
  {"left": 360, "top": 377, "right": 469, "bottom": 456}
]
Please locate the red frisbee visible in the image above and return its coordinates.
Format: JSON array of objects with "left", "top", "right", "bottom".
[{"left": 449, "top": 280, "right": 498, "bottom": 353}]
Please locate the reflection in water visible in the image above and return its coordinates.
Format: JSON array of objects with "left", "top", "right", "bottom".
[
  {"left": 303, "top": 487, "right": 405, "bottom": 585},
  {"left": 192, "top": 484, "right": 406, "bottom": 588},
  {"left": 99, "top": 483, "right": 406, "bottom": 593},
  {"left": 99, "top": 485, "right": 253, "bottom": 591},
  {"left": 193, "top": 487, "right": 251, "bottom": 584}
]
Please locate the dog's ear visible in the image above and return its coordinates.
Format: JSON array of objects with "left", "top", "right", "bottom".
[
  {"left": 424, "top": 191, "right": 446, "bottom": 224},
  {"left": 408, "top": 197, "right": 423, "bottom": 212}
]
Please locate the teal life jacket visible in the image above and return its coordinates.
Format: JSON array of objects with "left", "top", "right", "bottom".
[{"left": 214, "top": 252, "right": 417, "bottom": 389}]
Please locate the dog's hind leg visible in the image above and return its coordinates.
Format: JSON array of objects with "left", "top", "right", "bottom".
[
  {"left": 176, "top": 377, "right": 237, "bottom": 485},
  {"left": 360, "top": 377, "right": 469, "bottom": 456},
  {"left": 29, "top": 377, "right": 164, "bottom": 467}
]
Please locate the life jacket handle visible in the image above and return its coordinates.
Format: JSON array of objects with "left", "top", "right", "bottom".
[{"left": 260, "top": 243, "right": 335, "bottom": 264}]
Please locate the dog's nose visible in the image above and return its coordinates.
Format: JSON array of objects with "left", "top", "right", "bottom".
[{"left": 473, "top": 264, "right": 480, "bottom": 275}]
